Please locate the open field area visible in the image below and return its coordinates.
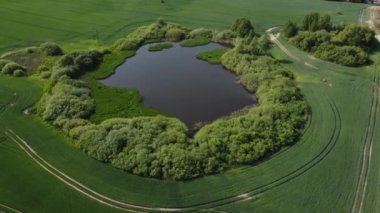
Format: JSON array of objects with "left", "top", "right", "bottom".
[
  {"left": 1, "top": 0, "right": 380, "bottom": 212},
  {"left": 0, "top": 0, "right": 366, "bottom": 52}
]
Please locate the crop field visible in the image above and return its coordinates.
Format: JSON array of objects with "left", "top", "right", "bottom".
[{"left": 0, "top": 0, "right": 379, "bottom": 212}]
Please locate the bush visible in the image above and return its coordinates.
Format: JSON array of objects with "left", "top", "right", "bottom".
[
  {"left": 212, "top": 30, "right": 237, "bottom": 45},
  {"left": 0, "top": 59, "right": 11, "bottom": 70},
  {"left": 283, "top": 21, "right": 298, "bottom": 38},
  {"left": 1, "top": 62, "right": 24, "bottom": 75},
  {"left": 189, "top": 28, "right": 214, "bottom": 38},
  {"left": 314, "top": 44, "right": 368, "bottom": 66},
  {"left": 301, "top": 13, "right": 331, "bottom": 32},
  {"left": 13, "top": 69, "right": 26, "bottom": 77},
  {"left": 165, "top": 28, "right": 186, "bottom": 41},
  {"left": 40, "top": 71, "right": 52, "bottom": 79},
  {"left": 290, "top": 30, "right": 331, "bottom": 52},
  {"left": 333, "top": 24, "right": 375, "bottom": 47},
  {"left": 41, "top": 42, "right": 63, "bottom": 56},
  {"left": 231, "top": 18, "right": 254, "bottom": 37}
]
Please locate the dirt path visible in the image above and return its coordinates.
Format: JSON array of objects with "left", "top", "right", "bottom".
[
  {"left": 351, "top": 59, "right": 379, "bottom": 213},
  {"left": 266, "top": 28, "right": 318, "bottom": 70}
]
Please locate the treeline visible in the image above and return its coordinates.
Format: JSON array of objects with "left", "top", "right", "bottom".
[
  {"left": 38, "top": 19, "right": 308, "bottom": 180},
  {"left": 283, "top": 12, "right": 376, "bottom": 66}
]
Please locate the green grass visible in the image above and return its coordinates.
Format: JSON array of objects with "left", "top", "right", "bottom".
[
  {"left": 0, "top": 0, "right": 379, "bottom": 212},
  {"left": 196, "top": 48, "right": 228, "bottom": 64},
  {"left": 148, "top": 43, "right": 173, "bottom": 52},
  {"left": 0, "top": 0, "right": 365, "bottom": 53},
  {"left": 80, "top": 50, "right": 163, "bottom": 123},
  {"left": 180, "top": 37, "right": 211, "bottom": 47}
]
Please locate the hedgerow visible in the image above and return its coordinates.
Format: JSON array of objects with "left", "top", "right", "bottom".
[
  {"left": 36, "top": 19, "right": 308, "bottom": 180},
  {"left": 284, "top": 12, "right": 375, "bottom": 66}
]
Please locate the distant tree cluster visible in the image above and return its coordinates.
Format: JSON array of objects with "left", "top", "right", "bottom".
[
  {"left": 283, "top": 12, "right": 376, "bottom": 66},
  {"left": 38, "top": 19, "right": 308, "bottom": 180}
]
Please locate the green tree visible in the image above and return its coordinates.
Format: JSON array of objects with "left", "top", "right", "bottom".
[
  {"left": 283, "top": 21, "right": 298, "bottom": 38},
  {"left": 231, "top": 18, "right": 254, "bottom": 37}
]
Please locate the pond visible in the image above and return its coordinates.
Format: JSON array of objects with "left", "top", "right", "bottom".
[{"left": 101, "top": 42, "right": 256, "bottom": 126}]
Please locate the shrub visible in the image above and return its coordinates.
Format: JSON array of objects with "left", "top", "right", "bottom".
[
  {"left": 212, "top": 30, "right": 237, "bottom": 45},
  {"left": 189, "top": 28, "right": 214, "bottom": 38},
  {"left": 13, "top": 69, "right": 26, "bottom": 77},
  {"left": 165, "top": 28, "right": 186, "bottom": 41},
  {"left": 301, "top": 13, "right": 331, "bottom": 32},
  {"left": 290, "top": 30, "right": 331, "bottom": 52},
  {"left": 333, "top": 24, "right": 375, "bottom": 47},
  {"left": 283, "top": 21, "right": 298, "bottom": 38},
  {"left": 40, "top": 71, "right": 52, "bottom": 79},
  {"left": 314, "top": 44, "right": 368, "bottom": 66},
  {"left": 41, "top": 42, "right": 63, "bottom": 56},
  {"left": 0, "top": 59, "right": 11, "bottom": 70},
  {"left": 231, "top": 18, "right": 254, "bottom": 37},
  {"left": 1, "top": 62, "right": 24, "bottom": 75}
]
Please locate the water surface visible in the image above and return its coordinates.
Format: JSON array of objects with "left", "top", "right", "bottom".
[{"left": 101, "top": 43, "right": 256, "bottom": 126}]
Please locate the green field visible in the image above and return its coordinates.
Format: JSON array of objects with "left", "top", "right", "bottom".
[{"left": 1, "top": 0, "right": 379, "bottom": 212}]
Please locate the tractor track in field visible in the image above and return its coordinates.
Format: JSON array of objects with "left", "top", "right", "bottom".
[
  {"left": 351, "top": 57, "right": 380, "bottom": 213},
  {"left": 0, "top": 203, "right": 22, "bottom": 213}
]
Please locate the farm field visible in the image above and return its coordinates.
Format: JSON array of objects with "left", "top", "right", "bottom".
[{"left": 0, "top": 0, "right": 380, "bottom": 212}]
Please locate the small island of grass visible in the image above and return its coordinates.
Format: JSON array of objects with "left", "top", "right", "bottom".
[
  {"left": 148, "top": 43, "right": 173, "bottom": 51},
  {"left": 196, "top": 48, "right": 228, "bottom": 64},
  {"left": 180, "top": 37, "right": 211, "bottom": 47}
]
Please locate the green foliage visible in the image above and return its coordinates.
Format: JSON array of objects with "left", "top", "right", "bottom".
[
  {"left": 114, "top": 21, "right": 189, "bottom": 50},
  {"left": 180, "top": 37, "right": 211, "bottom": 47},
  {"left": 314, "top": 44, "right": 368, "bottom": 66},
  {"left": 333, "top": 24, "right": 375, "bottom": 47},
  {"left": 1, "top": 62, "right": 25, "bottom": 75},
  {"left": 196, "top": 48, "right": 228, "bottom": 64},
  {"left": 13, "top": 69, "right": 26, "bottom": 77},
  {"left": 0, "top": 59, "right": 11, "bottom": 70},
  {"left": 290, "top": 30, "right": 331, "bottom": 52},
  {"left": 148, "top": 43, "right": 173, "bottom": 52},
  {"left": 287, "top": 14, "right": 374, "bottom": 66},
  {"left": 235, "top": 35, "right": 271, "bottom": 55},
  {"left": 283, "top": 21, "right": 299, "bottom": 38},
  {"left": 212, "top": 30, "right": 237, "bottom": 45},
  {"left": 40, "top": 42, "right": 63, "bottom": 56},
  {"left": 301, "top": 13, "right": 331, "bottom": 31},
  {"left": 165, "top": 28, "right": 187, "bottom": 41},
  {"left": 189, "top": 28, "right": 214, "bottom": 38},
  {"left": 231, "top": 18, "right": 254, "bottom": 37}
]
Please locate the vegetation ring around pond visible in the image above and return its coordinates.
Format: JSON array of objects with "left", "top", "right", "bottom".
[{"left": 1, "top": 18, "right": 309, "bottom": 181}]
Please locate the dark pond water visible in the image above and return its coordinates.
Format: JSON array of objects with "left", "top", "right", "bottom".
[{"left": 101, "top": 42, "right": 256, "bottom": 126}]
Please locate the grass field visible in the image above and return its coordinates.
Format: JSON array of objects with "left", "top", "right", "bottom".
[
  {"left": 1, "top": 0, "right": 379, "bottom": 212},
  {"left": 0, "top": 0, "right": 366, "bottom": 53}
]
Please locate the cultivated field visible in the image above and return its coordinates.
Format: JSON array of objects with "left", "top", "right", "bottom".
[{"left": 0, "top": 0, "right": 379, "bottom": 212}]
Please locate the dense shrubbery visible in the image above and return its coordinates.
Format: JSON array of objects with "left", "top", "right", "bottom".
[
  {"left": 285, "top": 12, "right": 375, "bottom": 66},
  {"left": 114, "top": 20, "right": 189, "bottom": 50},
  {"left": 38, "top": 19, "right": 308, "bottom": 180},
  {"left": 41, "top": 42, "right": 63, "bottom": 56},
  {"left": 0, "top": 60, "right": 26, "bottom": 77}
]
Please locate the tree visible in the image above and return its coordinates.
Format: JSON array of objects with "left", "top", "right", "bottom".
[
  {"left": 301, "top": 13, "right": 331, "bottom": 32},
  {"left": 231, "top": 18, "right": 254, "bottom": 37},
  {"left": 334, "top": 24, "right": 375, "bottom": 47},
  {"left": 283, "top": 21, "right": 298, "bottom": 38}
]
